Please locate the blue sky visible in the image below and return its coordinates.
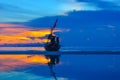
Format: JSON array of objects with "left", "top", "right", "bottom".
[
  {"left": 0, "top": 0, "right": 84, "bottom": 22},
  {"left": 0, "top": 0, "right": 120, "bottom": 22}
]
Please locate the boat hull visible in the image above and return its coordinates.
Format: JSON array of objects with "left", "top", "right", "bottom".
[{"left": 45, "top": 44, "right": 60, "bottom": 51}]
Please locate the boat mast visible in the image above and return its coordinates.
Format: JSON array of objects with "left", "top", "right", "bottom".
[
  {"left": 46, "top": 18, "right": 58, "bottom": 44},
  {"left": 50, "top": 18, "right": 58, "bottom": 35}
]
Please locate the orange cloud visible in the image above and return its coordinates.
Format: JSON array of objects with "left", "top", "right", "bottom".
[
  {"left": 0, "top": 55, "right": 50, "bottom": 71},
  {"left": 0, "top": 47, "right": 45, "bottom": 51},
  {"left": 0, "top": 23, "right": 62, "bottom": 45},
  {"left": 0, "top": 23, "right": 27, "bottom": 27}
]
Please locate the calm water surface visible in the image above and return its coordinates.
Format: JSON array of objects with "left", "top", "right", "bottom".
[
  {"left": 0, "top": 47, "right": 120, "bottom": 80},
  {"left": 0, "top": 53, "right": 120, "bottom": 80}
]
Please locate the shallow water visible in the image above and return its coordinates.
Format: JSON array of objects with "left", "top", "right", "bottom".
[{"left": 0, "top": 53, "right": 120, "bottom": 80}]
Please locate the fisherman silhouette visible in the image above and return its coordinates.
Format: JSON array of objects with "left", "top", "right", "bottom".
[
  {"left": 45, "top": 34, "right": 60, "bottom": 51},
  {"left": 48, "top": 34, "right": 56, "bottom": 44}
]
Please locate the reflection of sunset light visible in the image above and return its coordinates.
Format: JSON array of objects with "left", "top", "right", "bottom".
[
  {"left": 28, "top": 55, "right": 50, "bottom": 64},
  {"left": 0, "top": 55, "right": 50, "bottom": 71}
]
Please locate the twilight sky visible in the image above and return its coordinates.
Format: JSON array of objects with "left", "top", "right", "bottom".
[
  {"left": 0, "top": 0, "right": 120, "bottom": 50},
  {"left": 0, "top": 0, "right": 120, "bottom": 22}
]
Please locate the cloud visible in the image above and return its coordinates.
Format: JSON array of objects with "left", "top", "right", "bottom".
[
  {"left": 0, "top": 3, "right": 41, "bottom": 22},
  {"left": 0, "top": 23, "right": 26, "bottom": 27},
  {"left": 59, "top": 1, "right": 100, "bottom": 15},
  {"left": 101, "top": 0, "right": 120, "bottom": 6},
  {"left": 0, "top": 23, "right": 62, "bottom": 45},
  {"left": 0, "top": 0, "right": 100, "bottom": 22},
  {"left": 1, "top": 0, "right": 120, "bottom": 22},
  {"left": 0, "top": 0, "right": 120, "bottom": 22},
  {"left": 77, "top": 0, "right": 120, "bottom": 10}
]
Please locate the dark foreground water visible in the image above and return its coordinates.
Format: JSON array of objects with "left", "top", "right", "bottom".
[{"left": 0, "top": 53, "right": 120, "bottom": 80}]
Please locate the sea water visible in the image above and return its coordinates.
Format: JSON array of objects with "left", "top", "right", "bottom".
[{"left": 0, "top": 52, "right": 120, "bottom": 80}]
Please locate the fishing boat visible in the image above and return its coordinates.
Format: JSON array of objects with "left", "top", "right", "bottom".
[{"left": 44, "top": 18, "right": 60, "bottom": 51}]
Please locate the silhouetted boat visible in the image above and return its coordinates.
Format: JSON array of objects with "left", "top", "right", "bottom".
[{"left": 44, "top": 18, "right": 60, "bottom": 51}]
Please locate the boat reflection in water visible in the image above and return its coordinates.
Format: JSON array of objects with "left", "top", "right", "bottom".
[
  {"left": 0, "top": 53, "right": 61, "bottom": 80},
  {"left": 29, "top": 54, "right": 61, "bottom": 80},
  {"left": 45, "top": 54, "right": 60, "bottom": 80}
]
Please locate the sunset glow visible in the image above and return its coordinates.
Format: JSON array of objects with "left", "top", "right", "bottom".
[{"left": 0, "top": 23, "right": 61, "bottom": 45}]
